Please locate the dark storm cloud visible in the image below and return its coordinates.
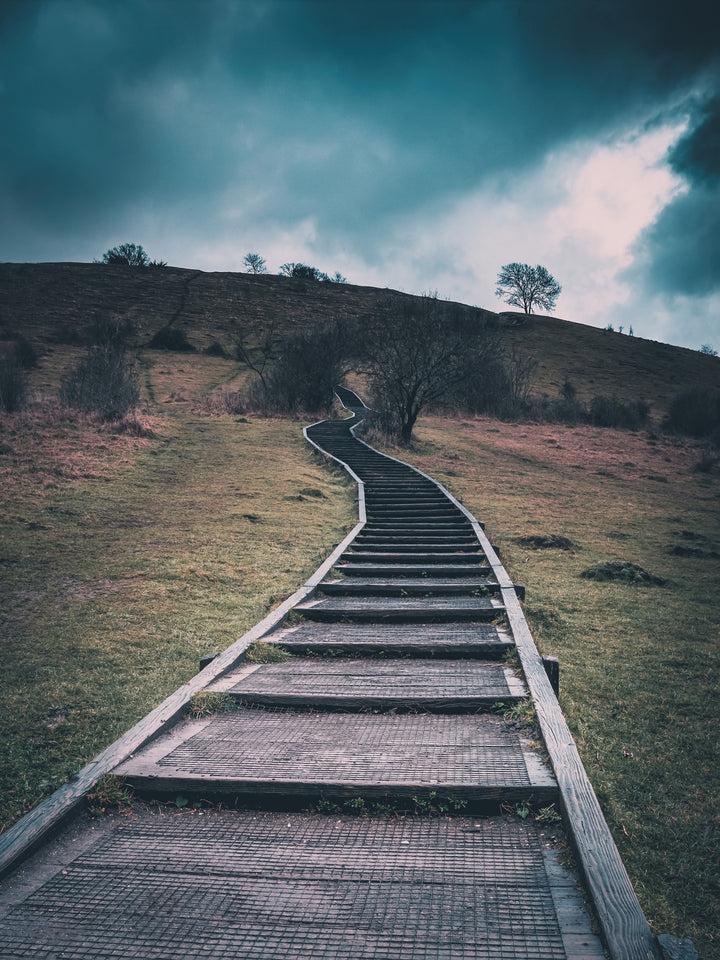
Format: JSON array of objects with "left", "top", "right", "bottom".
[
  {"left": 668, "top": 96, "right": 720, "bottom": 185},
  {"left": 630, "top": 96, "right": 720, "bottom": 296},
  {"left": 1, "top": 0, "right": 718, "bottom": 291}
]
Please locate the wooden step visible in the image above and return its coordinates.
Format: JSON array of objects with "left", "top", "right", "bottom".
[
  {"left": 295, "top": 595, "right": 504, "bottom": 622},
  {"left": 319, "top": 578, "right": 502, "bottom": 597},
  {"left": 352, "top": 539, "right": 481, "bottom": 549},
  {"left": 114, "top": 708, "right": 556, "bottom": 809},
  {"left": 337, "top": 563, "right": 491, "bottom": 578},
  {"left": 269, "top": 621, "right": 515, "bottom": 658},
  {"left": 0, "top": 808, "right": 604, "bottom": 960},
  {"left": 210, "top": 658, "right": 527, "bottom": 712},
  {"left": 361, "top": 521, "right": 474, "bottom": 531},
  {"left": 343, "top": 550, "right": 483, "bottom": 563}
]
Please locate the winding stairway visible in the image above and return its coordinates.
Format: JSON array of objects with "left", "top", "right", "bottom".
[{"left": 0, "top": 387, "right": 688, "bottom": 960}]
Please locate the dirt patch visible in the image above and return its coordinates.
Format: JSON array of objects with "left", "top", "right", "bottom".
[
  {"left": 516, "top": 534, "right": 576, "bottom": 550},
  {"left": 51, "top": 575, "right": 143, "bottom": 602},
  {"left": 580, "top": 561, "right": 666, "bottom": 586}
]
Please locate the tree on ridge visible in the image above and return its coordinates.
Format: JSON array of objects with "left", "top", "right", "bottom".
[
  {"left": 495, "top": 262, "right": 561, "bottom": 314},
  {"left": 242, "top": 252, "right": 267, "bottom": 274}
]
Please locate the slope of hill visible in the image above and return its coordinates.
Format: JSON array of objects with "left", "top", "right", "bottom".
[
  {"left": 1, "top": 262, "right": 718, "bottom": 417},
  {"left": 497, "top": 311, "right": 720, "bottom": 417},
  {"left": 1, "top": 261, "right": 718, "bottom": 953}
]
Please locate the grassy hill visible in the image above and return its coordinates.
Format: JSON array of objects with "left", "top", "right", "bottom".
[
  {"left": 1, "top": 262, "right": 719, "bottom": 954},
  {"left": 2, "top": 262, "right": 718, "bottom": 416}
]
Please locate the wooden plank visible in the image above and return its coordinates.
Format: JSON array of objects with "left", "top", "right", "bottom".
[
  {"left": 0, "top": 809, "right": 605, "bottom": 960},
  {"left": 114, "top": 709, "right": 557, "bottom": 806}
]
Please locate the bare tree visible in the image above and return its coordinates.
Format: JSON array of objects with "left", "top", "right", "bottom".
[
  {"left": 242, "top": 252, "right": 267, "bottom": 274},
  {"left": 234, "top": 321, "right": 279, "bottom": 390},
  {"left": 495, "top": 263, "right": 561, "bottom": 314},
  {"left": 362, "top": 297, "right": 499, "bottom": 443}
]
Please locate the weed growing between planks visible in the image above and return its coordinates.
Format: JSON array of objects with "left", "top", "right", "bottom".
[
  {"left": 244, "top": 640, "right": 293, "bottom": 663},
  {"left": 0, "top": 412, "right": 355, "bottom": 834},
  {"left": 379, "top": 415, "right": 720, "bottom": 957},
  {"left": 188, "top": 691, "right": 232, "bottom": 718}
]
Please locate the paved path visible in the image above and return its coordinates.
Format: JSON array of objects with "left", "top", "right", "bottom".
[{"left": 0, "top": 387, "right": 677, "bottom": 959}]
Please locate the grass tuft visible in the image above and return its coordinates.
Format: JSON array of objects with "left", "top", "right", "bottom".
[
  {"left": 86, "top": 774, "right": 134, "bottom": 814},
  {"left": 516, "top": 534, "right": 576, "bottom": 550},
  {"left": 579, "top": 560, "right": 666, "bottom": 585},
  {"left": 188, "top": 691, "right": 232, "bottom": 718},
  {"left": 245, "top": 640, "right": 293, "bottom": 663}
]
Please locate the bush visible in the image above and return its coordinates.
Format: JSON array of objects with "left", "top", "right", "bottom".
[
  {"left": 100, "top": 243, "right": 150, "bottom": 267},
  {"left": 588, "top": 395, "right": 649, "bottom": 430},
  {"left": 13, "top": 336, "right": 39, "bottom": 369},
  {"left": 149, "top": 326, "right": 195, "bottom": 352},
  {"left": 249, "top": 318, "right": 353, "bottom": 414},
  {"left": 0, "top": 355, "right": 27, "bottom": 412},
  {"left": 278, "top": 262, "right": 346, "bottom": 282},
  {"left": 665, "top": 388, "right": 720, "bottom": 440},
  {"left": 60, "top": 343, "right": 139, "bottom": 420}
]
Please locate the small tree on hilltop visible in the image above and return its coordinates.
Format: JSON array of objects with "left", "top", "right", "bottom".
[
  {"left": 279, "top": 262, "right": 330, "bottom": 281},
  {"left": 242, "top": 252, "right": 267, "bottom": 274},
  {"left": 495, "top": 263, "right": 561, "bottom": 314},
  {"left": 100, "top": 243, "right": 150, "bottom": 267}
]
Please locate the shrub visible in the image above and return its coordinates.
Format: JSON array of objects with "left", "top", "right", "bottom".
[
  {"left": 249, "top": 318, "right": 353, "bottom": 414},
  {"left": 203, "top": 340, "right": 227, "bottom": 357},
  {"left": 149, "top": 326, "right": 195, "bottom": 352},
  {"left": 665, "top": 388, "right": 720, "bottom": 440},
  {"left": 0, "top": 354, "right": 27, "bottom": 412},
  {"left": 60, "top": 343, "right": 139, "bottom": 420},
  {"left": 99, "top": 243, "right": 150, "bottom": 267},
  {"left": 13, "top": 336, "right": 39, "bottom": 369},
  {"left": 589, "top": 395, "right": 649, "bottom": 430},
  {"left": 278, "top": 262, "right": 339, "bottom": 282}
]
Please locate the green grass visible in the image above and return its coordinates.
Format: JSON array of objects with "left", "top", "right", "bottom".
[
  {"left": 0, "top": 408, "right": 355, "bottom": 832},
  {"left": 377, "top": 414, "right": 720, "bottom": 955}
]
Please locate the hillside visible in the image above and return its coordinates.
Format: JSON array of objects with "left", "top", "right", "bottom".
[
  {"left": 1, "top": 261, "right": 718, "bottom": 953},
  {"left": 1, "top": 262, "right": 718, "bottom": 417},
  {"left": 497, "top": 311, "right": 720, "bottom": 417}
]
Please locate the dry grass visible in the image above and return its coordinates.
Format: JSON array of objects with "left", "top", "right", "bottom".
[
  {"left": 4, "top": 263, "right": 718, "bottom": 424},
  {"left": 0, "top": 405, "right": 161, "bottom": 499},
  {"left": 375, "top": 415, "right": 719, "bottom": 954},
  {"left": 0, "top": 407, "right": 355, "bottom": 833},
  {"left": 498, "top": 311, "right": 720, "bottom": 418}
]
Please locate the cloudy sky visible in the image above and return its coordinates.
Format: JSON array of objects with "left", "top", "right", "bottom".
[{"left": 1, "top": 0, "right": 718, "bottom": 350}]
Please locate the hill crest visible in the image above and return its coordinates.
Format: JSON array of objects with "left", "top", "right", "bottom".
[{"left": 1, "top": 261, "right": 718, "bottom": 416}]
